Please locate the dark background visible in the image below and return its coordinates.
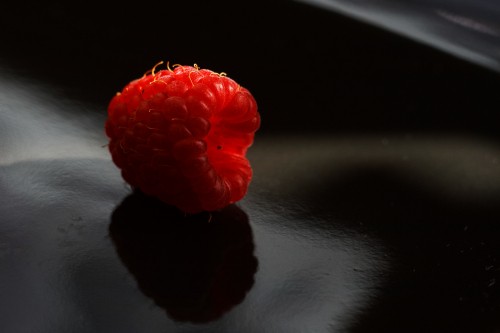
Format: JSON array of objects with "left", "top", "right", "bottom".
[
  {"left": 2, "top": 1, "right": 500, "bottom": 332},
  {"left": 1, "top": 0, "right": 499, "bottom": 139}
]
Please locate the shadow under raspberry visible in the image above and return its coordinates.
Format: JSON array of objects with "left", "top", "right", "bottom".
[{"left": 108, "top": 191, "right": 258, "bottom": 323}]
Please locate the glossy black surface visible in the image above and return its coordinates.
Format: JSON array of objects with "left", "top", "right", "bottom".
[
  {"left": 298, "top": 0, "right": 500, "bottom": 71},
  {"left": 109, "top": 192, "right": 258, "bottom": 324},
  {"left": 2, "top": 1, "right": 500, "bottom": 332}
]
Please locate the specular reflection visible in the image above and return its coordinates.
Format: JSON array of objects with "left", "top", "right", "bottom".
[
  {"left": 249, "top": 135, "right": 500, "bottom": 332},
  {"left": 296, "top": 0, "right": 500, "bottom": 71},
  {"left": 109, "top": 191, "right": 258, "bottom": 323}
]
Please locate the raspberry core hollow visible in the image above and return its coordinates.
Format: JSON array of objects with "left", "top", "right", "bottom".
[{"left": 105, "top": 62, "right": 260, "bottom": 213}]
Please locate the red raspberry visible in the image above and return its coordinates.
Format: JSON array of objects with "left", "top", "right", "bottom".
[{"left": 105, "top": 63, "right": 260, "bottom": 213}]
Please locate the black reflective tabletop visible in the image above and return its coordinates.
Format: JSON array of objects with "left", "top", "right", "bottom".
[{"left": 2, "top": 1, "right": 500, "bottom": 332}]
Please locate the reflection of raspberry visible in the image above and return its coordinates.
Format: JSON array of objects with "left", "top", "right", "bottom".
[
  {"left": 105, "top": 63, "right": 260, "bottom": 213},
  {"left": 109, "top": 191, "right": 258, "bottom": 323}
]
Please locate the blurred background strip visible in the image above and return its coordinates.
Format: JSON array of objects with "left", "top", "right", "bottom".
[{"left": 296, "top": 0, "right": 500, "bottom": 72}]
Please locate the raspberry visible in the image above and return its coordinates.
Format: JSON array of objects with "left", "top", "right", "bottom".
[{"left": 105, "top": 63, "right": 260, "bottom": 213}]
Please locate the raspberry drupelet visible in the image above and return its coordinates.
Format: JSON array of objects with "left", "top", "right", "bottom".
[{"left": 105, "top": 63, "right": 260, "bottom": 213}]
